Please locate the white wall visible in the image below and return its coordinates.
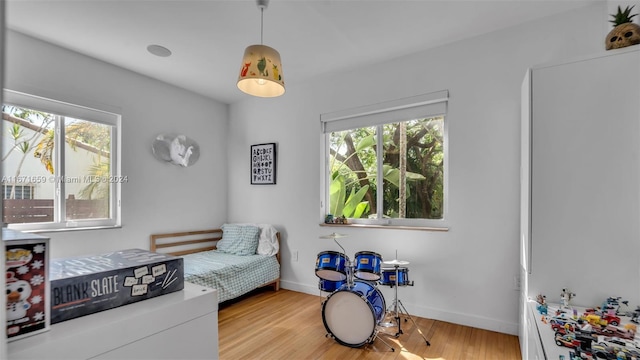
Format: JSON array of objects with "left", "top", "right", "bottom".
[
  {"left": 227, "top": 2, "right": 606, "bottom": 334},
  {"left": 4, "top": 30, "right": 229, "bottom": 258},
  {"left": 1, "top": 1, "right": 7, "bottom": 358}
]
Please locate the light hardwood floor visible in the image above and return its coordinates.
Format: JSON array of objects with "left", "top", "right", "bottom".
[{"left": 218, "top": 288, "right": 522, "bottom": 359}]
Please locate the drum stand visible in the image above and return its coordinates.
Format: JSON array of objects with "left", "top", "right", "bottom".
[
  {"left": 334, "top": 238, "right": 353, "bottom": 289},
  {"left": 372, "top": 332, "right": 396, "bottom": 352},
  {"left": 383, "top": 264, "right": 431, "bottom": 346}
]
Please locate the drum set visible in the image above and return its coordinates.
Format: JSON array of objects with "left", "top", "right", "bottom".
[{"left": 315, "top": 233, "right": 431, "bottom": 350}]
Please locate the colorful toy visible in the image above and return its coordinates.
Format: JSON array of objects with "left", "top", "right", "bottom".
[
  {"left": 624, "top": 323, "right": 637, "bottom": 333},
  {"left": 582, "top": 309, "right": 621, "bottom": 326},
  {"left": 537, "top": 303, "right": 548, "bottom": 315},
  {"left": 630, "top": 308, "right": 640, "bottom": 325},
  {"left": 560, "top": 288, "right": 576, "bottom": 308},
  {"left": 6, "top": 272, "right": 33, "bottom": 321},
  {"left": 591, "top": 324, "right": 636, "bottom": 340},
  {"left": 536, "top": 294, "right": 548, "bottom": 315},
  {"left": 551, "top": 321, "right": 577, "bottom": 333},
  {"left": 601, "top": 297, "right": 631, "bottom": 316},
  {"left": 5, "top": 236, "right": 50, "bottom": 340},
  {"left": 549, "top": 315, "right": 579, "bottom": 332},
  {"left": 555, "top": 333, "right": 580, "bottom": 348}
]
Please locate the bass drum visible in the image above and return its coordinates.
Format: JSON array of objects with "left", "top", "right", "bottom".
[{"left": 321, "top": 280, "right": 386, "bottom": 347}]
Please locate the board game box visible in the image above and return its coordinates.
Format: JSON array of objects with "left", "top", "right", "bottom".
[
  {"left": 49, "top": 248, "right": 184, "bottom": 324},
  {"left": 4, "top": 228, "right": 51, "bottom": 341}
]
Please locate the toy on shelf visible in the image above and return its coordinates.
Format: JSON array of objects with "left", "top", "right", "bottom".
[
  {"left": 591, "top": 323, "right": 636, "bottom": 340},
  {"left": 582, "top": 309, "right": 621, "bottom": 326},
  {"left": 602, "top": 297, "right": 631, "bottom": 317},
  {"left": 630, "top": 306, "right": 640, "bottom": 324},
  {"left": 554, "top": 333, "right": 580, "bottom": 348},
  {"left": 539, "top": 293, "right": 640, "bottom": 360},
  {"left": 536, "top": 294, "right": 548, "bottom": 315},
  {"left": 548, "top": 302, "right": 640, "bottom": 360},
  {"left": 324, "top": 214, "right": 348, "bottom": 224},
  {"left": 560, "top": 288, "right": 576, "bottom": 308}
]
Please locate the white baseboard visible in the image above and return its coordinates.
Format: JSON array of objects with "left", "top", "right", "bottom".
[{"left": 280, "top": 280, "right": 518, "bottom": 336}]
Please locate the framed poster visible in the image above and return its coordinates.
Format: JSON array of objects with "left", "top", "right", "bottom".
[{"left": 251, "top": 143, "right": 277, "bottom": 185}]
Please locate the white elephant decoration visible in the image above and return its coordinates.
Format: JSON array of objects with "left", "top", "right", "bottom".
[{"left": 152, "top": 134, "right": 200, "bottom": 167}]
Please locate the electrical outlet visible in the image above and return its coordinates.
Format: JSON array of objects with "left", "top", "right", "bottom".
[
  {"left": 293, "top": 250, "right": 298, "bottom": 262},
  {"left": 513, "top": 275, "right": 521, "bottom": 291}
]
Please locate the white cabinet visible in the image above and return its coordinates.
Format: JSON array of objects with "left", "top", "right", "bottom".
[
  {"left": 93, "top": 313, "right": 218, "bottom": 360},
  {"left": 526, "top": 302, "right": 545, "bottom": 360},
  {"left": 520, "top": 46, "right": 640, "bottom": 358},
  {"left": 8, "top": 282, "right": 218, "bottom": 360}
]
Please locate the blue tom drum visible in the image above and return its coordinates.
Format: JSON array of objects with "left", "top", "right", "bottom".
[
  {"left": 318, "top": 279, "right": 345, "bottom": 293},
  {"left": 379, "top": 267, "right": 410, "bottom": 287},
  {"left": 315, "top": 251, "right": 348, "bottom": 281},
  {"left": 354, "top": 251, "right": 382, "bottom": 281}
]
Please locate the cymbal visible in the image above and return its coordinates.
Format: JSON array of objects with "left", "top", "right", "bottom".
[
  {"left": 319, "top": 232, "right": 348, "bottom": 239},
  {"left": 383, "top": 259, "right": 410, "bottom": 266}
]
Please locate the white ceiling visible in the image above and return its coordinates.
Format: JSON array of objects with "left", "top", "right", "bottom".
[{"left": 6, "top": 0, "right": 597, "bottom": 104}]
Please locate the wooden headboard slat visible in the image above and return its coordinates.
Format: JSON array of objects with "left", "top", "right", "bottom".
[
  {"left": 154, "top": 237, "right": 221, "bottom": 249},
  {"left": 151, "top": 229, "right": 222, "bottom": 239},
  {"left": 150, "top": 229, "right": 223, "bottom": 253}
]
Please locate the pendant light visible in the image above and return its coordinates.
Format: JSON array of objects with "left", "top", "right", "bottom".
[{"left": 237, "top": 0, "right": 285, "bottom": 97}]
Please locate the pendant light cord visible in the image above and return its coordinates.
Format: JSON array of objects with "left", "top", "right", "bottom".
[{"left": 260, "top": 7, "right": 264, "bottom": 45}]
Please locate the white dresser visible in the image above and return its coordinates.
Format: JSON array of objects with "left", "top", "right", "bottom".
[{"left": 8, "top": 282, "right": 218, "bottom": 360}]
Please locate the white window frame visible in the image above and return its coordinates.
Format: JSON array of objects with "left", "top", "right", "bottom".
[
  {"left": 3, "top": 89, "right": 122, "bottom": 232},
  {"left": 320, "top": 90, "right": 449, "bottom": 229}
]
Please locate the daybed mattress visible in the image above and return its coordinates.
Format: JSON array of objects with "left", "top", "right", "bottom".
[{"left": 182, "top": 250, "right": 280, "bottom": 303}]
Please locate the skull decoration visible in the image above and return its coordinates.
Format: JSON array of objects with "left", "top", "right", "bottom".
[{"left": 606, "top": 22, "right": 640, "bottom": 50}]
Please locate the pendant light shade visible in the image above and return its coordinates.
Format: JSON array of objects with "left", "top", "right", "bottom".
[
  {"left": 237, "top": 44, "right": 285, "bottom": 97},
  {"left": 237, "top": 0, "right": 285, "bottom": 97}
]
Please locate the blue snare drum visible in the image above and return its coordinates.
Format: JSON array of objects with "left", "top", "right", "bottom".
[
  {"left": 318, "top": 279, "right": 345, "bottom": 293},
  {"left": 380, "top": 267, "right": 410, "bottom": 286},
  {"left": 315, "top": 251, "right": 348, "bottom": 281},
  {"left": 354, "top": 251, "right": 382, "bottom": 281},
  {"left": 321, "top": 280, "right": 386, "bottom": 347}
]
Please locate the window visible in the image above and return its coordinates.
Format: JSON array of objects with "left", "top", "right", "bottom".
[
  {"left": 321, "top": 91, "right": 448, "bottom": 228},
  {"left": 2, "top": 184, "right": 34, "bottom": 199},
  {"left": 2, "top": 90, "right": 121, "bottom": 231}
]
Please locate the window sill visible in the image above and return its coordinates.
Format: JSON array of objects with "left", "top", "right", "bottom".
[
  {"left": 7, "top": 224, "right": 122, "bottom": 234},
  {"left": 319, "top": 223, "right": 448, "bottom": 232}
]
